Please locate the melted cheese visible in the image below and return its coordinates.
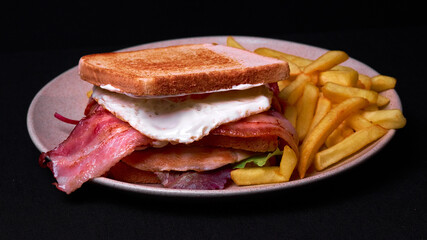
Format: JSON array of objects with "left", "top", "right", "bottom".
[{"left": 92, "top": 86, "right": 272, "bottom": 144}]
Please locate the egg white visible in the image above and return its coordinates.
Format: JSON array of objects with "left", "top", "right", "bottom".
[{"left": 91, "top": 86, "right": 272, "bottom": 144}]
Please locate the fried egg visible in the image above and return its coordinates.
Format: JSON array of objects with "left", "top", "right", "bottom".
[{"left": 91, "top": 85, "right": 272, "bottom": 144}]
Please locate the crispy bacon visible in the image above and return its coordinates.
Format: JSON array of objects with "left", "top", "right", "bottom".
[{"left": 39, "top": 105, "right": 153, "bottom": 194}]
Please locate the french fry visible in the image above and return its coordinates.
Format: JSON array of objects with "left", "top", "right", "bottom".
[
  {"left": 322, "top": 82, "right": 378, "bottom": 104},
  {"left": 330, "top": 123, "right": 354, "bottom": 147},
  {"left": 324, "top": 124, "right": 344, "bottom": 148},
  {"left": 231, "top": 167, "right": 287, "bottom": 185},
  {"left": 363, "top": 105, "right": 379, "bottom": 111},
  {"left": 346, "top": 113, "right": 373, "bottom": 131},
  {"left": 308, "top": 96, "right": 332, "bottom": 133},
  {"left": 279, "top": 73, "right": 310, "bottom": 105},
  {"left": 226, "top": 36, "right": 246, "bottom": 50},
  {"left": 371, "top": 75, "right": 396, "bottom": 92},
  {"left": 309, "top": 72, "right": 319, "bottom": 85},
  {"left": 288, "top": 83, "right": 308, "bottom": 106},
  {"left": 255, "top": 48, "right": 353, "bottom": 75},
  {"left": 254, "top": 48, "right": 302, "bottom": 76},
  {"left": 225, "top": 38, "right": 406, "bottom": 185},
  {"left": 279, "top": 145, "right": 298, "bottom": 180},
  {"left": 86, "top": 89, "right": 93, "bottom": 98},
  {"left": 298, "top": 97, "right": 369, "bottom": 178},
  {"left": 303, "top": 51, "right": 349, "bottom": 74},
  {"left": 362, "top": 109, "right": 406, "bottom": 129},
  {"left": 296, "top": 83, "right": 319, "bottom": 140},
  {"left": 325, "top": 122, "right": 353, "bottom": 148},
  {"left": 342, "top": 125, "right": 356, "bottom": 138},
  {"left": 254, "top": 48, "right": 313, "bottom": 68},
  {"left": 284, "top": 105, "right": 297, "bottom": 129},
  {"left": 318, "top": 70, "right": 358, "bottom": 87},
  {"left": 286, "top": 61, "right": 302, "bottom": 77},
  {"left": 331, "top": 65, "right": 356, "bottom": 72},
  {"left": 376, "top": 94, "right": 390, "bottom": 107},
  {"left": 357, "top": 74, "right": 372, "bottom": 90},
  {"left": 278, "top": 79, "right": 292, "bottom": 91},
  {"left": 315, "top": 125, "right": 388, "bottom": 171}
]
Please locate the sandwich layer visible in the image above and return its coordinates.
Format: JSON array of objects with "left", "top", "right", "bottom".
[
  {"left": 122, "top": 146, "right": 253, "bottom": 172},
  {"left": 40, "top": 101, "right": 299, "bottom": 192},
  {"left": 79, "top": 44, "right": 289, "bottom": 96},
  {"left": 91, "top": 85, "right": 273, "bottom": 144}
]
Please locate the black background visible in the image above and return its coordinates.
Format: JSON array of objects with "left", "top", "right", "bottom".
[{"left": 1, "top": 1, "right": 426, "bottom": 239}]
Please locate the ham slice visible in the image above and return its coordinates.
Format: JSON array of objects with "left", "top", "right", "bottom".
[
  {"left": 122, "top": 146, "right": 253, "bottom": 172},
  {"left": 39, "top": 105, "right": 153, "bottom": 194}
]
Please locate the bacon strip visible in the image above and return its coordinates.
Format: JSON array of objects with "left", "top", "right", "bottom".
[
  {"left": 195, "top": 135, "right": 279, "bottom": 152},
  {"left": 39, "top": 105, "right": 152, "bottom": 194},
  {"left": 40, "top": 101, "right": 297, "bottom": 192},
  {"left": 211, "top": 111, "right": 299, "bottom": 156}
]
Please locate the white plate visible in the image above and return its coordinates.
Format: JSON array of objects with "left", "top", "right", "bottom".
[{"left": 27, "top": 36, "right": 402, "bottom": 197}]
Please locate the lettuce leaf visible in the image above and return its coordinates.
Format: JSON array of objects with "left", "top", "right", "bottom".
[{"left": 233, "top": 148, "right": 283, "bottom": 169}]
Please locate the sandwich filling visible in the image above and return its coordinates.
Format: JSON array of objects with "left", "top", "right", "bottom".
[
  {"left": 91, "top": 85, "right": 272, "bottom": 144},
  {"left": 39, "top": 43, "right": 295, "bottom": 194},
  {"left": 39, "top": 85, "right": 298, "bottom": 193}
]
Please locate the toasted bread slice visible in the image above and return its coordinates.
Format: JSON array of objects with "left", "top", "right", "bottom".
[{"left": 79, "top": 43, "right": 289, "bottom": 96}]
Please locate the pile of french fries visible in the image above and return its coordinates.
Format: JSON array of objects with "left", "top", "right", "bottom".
[{"left": 227, "top": 36, "right": 406, "bottom": 185}]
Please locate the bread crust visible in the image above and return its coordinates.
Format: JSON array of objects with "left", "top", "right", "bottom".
[{"left": 79, "top": 44, "right": 289, "bottom": 96}]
